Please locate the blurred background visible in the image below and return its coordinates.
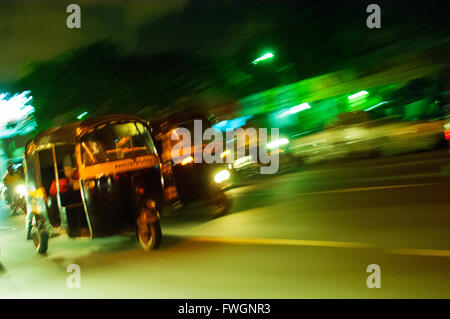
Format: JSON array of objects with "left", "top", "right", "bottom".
[
  {"left": 0, "top": 0, "right": 449, "bottom": 172},
  {"left": 0, "top": 0, "right": 450, "bottom": 298}
]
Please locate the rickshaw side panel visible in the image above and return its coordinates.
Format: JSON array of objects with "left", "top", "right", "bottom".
[
  {"left": 80, "top": 167, "right": 163, "bottom": 238},
  {"left": 23, "top": 145, "right": 85, "bottom": 236},
  {"left": 75, "top": 119, "right": 164, "bottom": 238}
]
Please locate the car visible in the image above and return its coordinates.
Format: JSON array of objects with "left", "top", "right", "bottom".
[{"left": 290, "top": 112, "right": 446, "bottom": 164}]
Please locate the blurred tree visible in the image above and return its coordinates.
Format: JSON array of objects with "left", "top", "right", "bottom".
[
  {"left": 8, "top": 40, "right": 248, "bottom": 130},
  {"left": 8, "top": 40, "right": 123, "bottom": 129},
  {"left": 8, "top": 0, "right": 449, "bottom": 131},
  {"left": 229, "top": 0, "right": 450, "bottom": 95}
]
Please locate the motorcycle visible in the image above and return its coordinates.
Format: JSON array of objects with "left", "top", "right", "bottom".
[{"left": 8, "top": 184, "right": 27, "bottom": 216}]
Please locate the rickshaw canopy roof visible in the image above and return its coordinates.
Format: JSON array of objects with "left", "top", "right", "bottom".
[{"left": 25, "top": 114, "right": 149, "bottom": 156}]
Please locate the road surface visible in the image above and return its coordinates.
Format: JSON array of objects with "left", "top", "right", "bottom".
[{"left": 1, "top": 149, "right": 449, "bottom": 298}]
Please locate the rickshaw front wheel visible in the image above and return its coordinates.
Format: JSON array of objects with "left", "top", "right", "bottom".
[
  {"left": 211, "top": 190, "right": 230, "bottom": 218},
  {"left": 31, "top": 220, "right": 48, "bottom": 254},
  {"left": 136, "top": 207, "right": 161, "bottom": 251}
]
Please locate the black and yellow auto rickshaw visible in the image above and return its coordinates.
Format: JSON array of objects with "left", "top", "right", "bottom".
[
  {"left": 23, "top": 114, "right": 164, "bottom": 254},
  {"left": 152, "top": 114, "right": 231, "bottom": 217}
]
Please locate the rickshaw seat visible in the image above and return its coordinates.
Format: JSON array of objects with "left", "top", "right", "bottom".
[
  {"left": 65, "top": 203, "right": 83, "bottom": 209},
  {"left": 60, "top": 190, "right": 83, "bottom": 207}
]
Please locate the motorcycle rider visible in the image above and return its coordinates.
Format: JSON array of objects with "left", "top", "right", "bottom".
[{"left": 2, "top": 164, "right": 22, "bottom": 205}]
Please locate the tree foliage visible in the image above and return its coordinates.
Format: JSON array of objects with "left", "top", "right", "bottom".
[
  {"left": 8, "top": 40, "right": 250, "bottom": 129},
  {"left": 8, "top": 0, "right": 449, "bottom": 130}
]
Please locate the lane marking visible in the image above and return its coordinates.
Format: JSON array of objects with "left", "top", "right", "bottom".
[
  {"left": 187, "top": 236, "right": 375, "bottom": 249},
  {"left": 282, "top": 157, "right": 448, "bottom": 177},
  {"left": 186, "top": 236, "right": 450, "bottom": 258},
  {"left": 362, "top": 158, "right": 449, "bottom": 170},
  {"left": 230, "top": 183, "right": 441, "bottom": 198},
  {"left": 305, "top": 157, "right": 449, "bottom": 172},
  {"left": 300, "top": 183, "right": 440, "bottom": 195},
  {"left": 387, "top": 248, "right": 450, "bottom": 258}
]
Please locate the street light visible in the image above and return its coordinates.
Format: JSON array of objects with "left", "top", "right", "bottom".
[
  {"left": 277, "top": 103, "right": 311, "bottom": 118},
  {"left": 252, "top": 52, "right": 274, "bottom": 65},
  {"left": 348, "top": 90, "right": 369, "bottom": 100},
  {"left": 77, "top": 111, "right": 88, "bottom": 120}
]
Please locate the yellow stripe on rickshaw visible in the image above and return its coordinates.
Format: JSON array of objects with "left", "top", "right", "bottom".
[{"left": 79, "top": 155, "right": 160, "bottom": 180}]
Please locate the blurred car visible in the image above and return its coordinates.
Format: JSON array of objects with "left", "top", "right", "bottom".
[{"left": 290, "top": 112, "right": 446, "bottom": 164}]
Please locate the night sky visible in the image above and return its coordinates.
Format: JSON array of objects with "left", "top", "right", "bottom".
[
  {"left": 0, "top": 0, "right": 272, "bottom": 86},
  {"left": 1, "top": 0, "right": 449, "bottom": 87},
  {"left": 0, "top": 0, "right": 189, "bottom": 85}
]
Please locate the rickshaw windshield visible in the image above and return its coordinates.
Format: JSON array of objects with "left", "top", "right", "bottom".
[{"left": 81, "top": 122, "right": 156, "bottom": 166}]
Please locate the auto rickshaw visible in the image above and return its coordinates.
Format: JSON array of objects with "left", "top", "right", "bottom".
[
  {"left": 23, "top": 114, "right": 164, "bottom": 254},
  {"left": 152, "top": 114, "right": 231, "bottom": 217}
]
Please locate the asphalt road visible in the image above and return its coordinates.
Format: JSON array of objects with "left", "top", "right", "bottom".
[{"left": 0, "top": 149, "right": 449, "bottom": 298}]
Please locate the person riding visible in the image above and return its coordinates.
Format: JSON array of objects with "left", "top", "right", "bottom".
[
  {"left": 49, "top": 168, "right": 70, "bottom": 197},
  {"left": 2, "top": 164, "right": 23, "bottom": 205}
]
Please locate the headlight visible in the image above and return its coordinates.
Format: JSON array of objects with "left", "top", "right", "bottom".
[
  {"left": 220, "top": 149, "right": 231, "bottom": 158},
  {"left": 15, "top": 184, "right": 27, "bottom": 197},
  {"left": 267, "top": 138, "right": 289, "bottom": 149},
  {"left": 233, "top": 155, "right": 253, "bottom": 168},
  {"left": 181, "top": 156, "right": 194, "bottom": 165},
  {"left": 214, "top": 169, "right": 230, "bottom": 183}
]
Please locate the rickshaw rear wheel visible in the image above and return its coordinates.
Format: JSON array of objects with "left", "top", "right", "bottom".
[
  {"left": 136, "top": 206, "right": 162, "bottom": 251},
  {"left": 30, "top": 220, "right": 49, "bottom": 254}
]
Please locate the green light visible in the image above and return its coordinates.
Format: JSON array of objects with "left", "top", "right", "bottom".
[
  {"left": 77, "top": 111, "right": 88, "bottom": 120},
  {"left": 252, "top": 52, "right": 274, "bottom": 64},
  {"left": 365, "top": 101, "right": 388, "bottom": 111},
  {"left": 278, "top": 103, "right": 311, "bottom": 118},
  {"left": 348, "top": 91, "right": 369, "bottom": 100}
]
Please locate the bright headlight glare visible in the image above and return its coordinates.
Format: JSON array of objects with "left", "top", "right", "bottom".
[
  {"left": 214, "top": 169, "right": 230, "bottom": 183},
  {"left": 181, "top": 156, "right": 194, "bottom": 165},
  {"left": 267, "top": 138, "right": 289, "bottom": 149},
  {"left": 220, "top": 149, "right": 231, "bottom": 158},
  {"left": 15, "top": 184, "right": 27, "bottom": 197}
]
